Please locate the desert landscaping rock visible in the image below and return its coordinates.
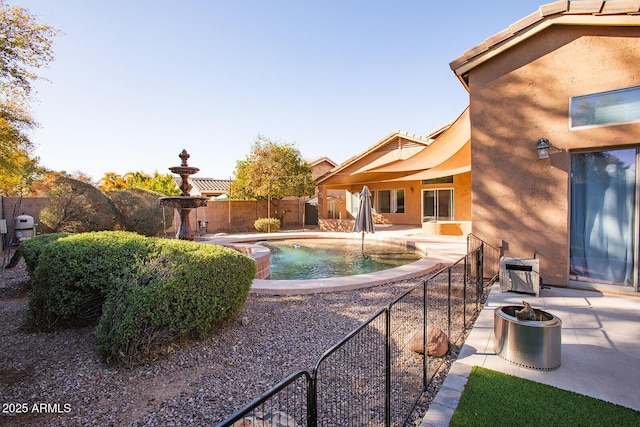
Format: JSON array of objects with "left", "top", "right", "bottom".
[{"left": 1, "top": 257, "right": 474, "bottom": 426}]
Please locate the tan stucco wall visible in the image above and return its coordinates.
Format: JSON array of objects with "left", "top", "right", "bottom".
[
  {"left": 326, "top": 173, "right": 472, "bottom": 226},
  {"left": 468, "top": 24, "right": 640, "bottom": 285}
]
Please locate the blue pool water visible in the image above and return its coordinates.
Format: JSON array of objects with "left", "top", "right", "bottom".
[{"left": 256, "top": 238, "right": 421, "bottom": 280}]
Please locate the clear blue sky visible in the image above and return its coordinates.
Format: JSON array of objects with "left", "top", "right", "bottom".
[{"left": 20, "top": 0, "right": 547, "bottom": 181}]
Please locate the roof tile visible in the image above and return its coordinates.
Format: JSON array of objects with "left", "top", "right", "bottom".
[
  {"left": 462, "top": 42, "right": 489, "bottom": 61},
  {"left": 485, "top": 27, "right": 515, "bottom": 47},
  {"left": 510, "top": 10, "right": 545, "bottom": 34},
  {"left": 450, "top": 0, "right": 640, "bottom": 75},
  {"left": 568, "top": 0, "right": 604, "bottom": 14},
  {"left": 540, "top": 1, "right": 570, "bottom": 17},
  {"left": 190, "top": 178, "right": 231, "bottom": 192},
  {"left": 599, "top": 0, "right": 640, "bottom": 14}
]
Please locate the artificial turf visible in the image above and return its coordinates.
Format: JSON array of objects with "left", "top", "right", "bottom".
[{"left": 449, "top": 366, "right": 640, "bottom": 427}]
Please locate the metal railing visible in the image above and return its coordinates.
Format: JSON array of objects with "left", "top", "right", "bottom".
[{"left": 217, "top": 236, "right": 494, "bottom": 427}]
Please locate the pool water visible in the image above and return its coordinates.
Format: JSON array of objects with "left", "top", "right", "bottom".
[{"left": 256, "top": 239, "right": 421, "bottom": 280}]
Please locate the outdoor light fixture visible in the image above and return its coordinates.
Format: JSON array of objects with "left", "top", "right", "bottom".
[
  {"left": 537, "top": 138, "right": 566, "bottom": 159},
  {"left": 537, "top": 138, "right": 550, "bottom": 160}
]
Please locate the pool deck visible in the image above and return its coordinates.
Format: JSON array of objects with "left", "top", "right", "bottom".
[{"left": 200, "top": 225, "right": 468, "bottom": 295}]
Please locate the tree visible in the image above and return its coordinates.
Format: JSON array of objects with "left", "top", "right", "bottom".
[
  {"left": 0, "top": 1, "right": 59, "bottom": 195},
  {"left": 230, "top": 135, "right": 316, "bottom": 225},
  {"left": 98, "top": 170, "right": 180, "bottom": 196},
  {"left": 28, "top": 170, "right": 94, "bottom": 196},
  {"left": 106, "top": 187, "right": 174, "bottom": 236},
  {"left": 39, "top": 177, "right": 118, "bottom": 233}
]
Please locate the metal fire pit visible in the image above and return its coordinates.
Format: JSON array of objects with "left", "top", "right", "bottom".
[{"left": 494, "top": 305, "right": 562, "bottom": 370}]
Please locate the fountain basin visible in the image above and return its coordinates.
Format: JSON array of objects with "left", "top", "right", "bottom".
[
  {"left": 169, "top": 166, "right": 200, "bottom": 176},
  {"left": 494, "top": 305, "right": 561, "bottom": 370},
  {"left": 159, "top": 196, "right": 208, "bottom": 209}
]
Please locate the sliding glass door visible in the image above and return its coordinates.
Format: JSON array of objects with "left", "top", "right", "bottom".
[
  {"left": 423, "top": 189, "right": 453, "bottom": 222},
  {"left": 570, "top": 148, "right": 637, "bottom": 287}
]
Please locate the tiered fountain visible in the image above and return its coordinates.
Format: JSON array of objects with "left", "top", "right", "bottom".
[{"left": 159, "top": 149, "right": 208, "bottom": 240}]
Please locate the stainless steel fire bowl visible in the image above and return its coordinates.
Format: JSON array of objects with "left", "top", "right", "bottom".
[{"left": 493, "top": 305, "right": 562, "bottom": 370}]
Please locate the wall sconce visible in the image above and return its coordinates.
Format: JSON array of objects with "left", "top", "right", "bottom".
[
  {"left": 537, "top": 138, "right": 550, "bottom": 160},
  {"left": 537, "top": 138, "right": 566, "bottom": 160}
]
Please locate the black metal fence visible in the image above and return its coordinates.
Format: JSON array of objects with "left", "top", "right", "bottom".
[{"left": 217, "top": 237, "right": 494, "bottom": 427}]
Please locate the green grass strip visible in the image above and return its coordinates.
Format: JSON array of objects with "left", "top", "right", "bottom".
[{"left": 450, "top": 366, "right": 640, "bottom": 427}]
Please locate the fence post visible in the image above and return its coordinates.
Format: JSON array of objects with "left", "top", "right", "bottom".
[
  {"left": 307, "top": 374, "right": 317, "bottom": 427},
  {"left": 463, "top": 254, "right": 468, "bottom": 328},
  {"left": 385, "top": 308, "right": 391, "bottom": 427},
  {"left": 447, "top": 266, "right": 452, "bottom": 341},
  {"left": 422, "top": 279, "right": 428, "bottom": 390},
  {"left": 477, "top": 244, "right": 484, "bottom": 312}
]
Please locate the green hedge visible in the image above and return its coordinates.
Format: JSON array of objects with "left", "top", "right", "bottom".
[
  {"left": 254, "top": 217, "right": 281, "bottom": 232},
  {"left": 20, "top": 232, "right": 70, "bottom": 277},
  {"left": 26, "top": 231, "right": 153, "bottom": 329},
  {"left": 25, "top": 231, "right": 255, "bottom": 367}
]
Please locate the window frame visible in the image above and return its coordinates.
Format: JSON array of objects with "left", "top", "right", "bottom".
[
  {"left": 570, "top": 85, "right": 640, "bottom": 129},
  {"left": 376, "top": 189, "right": 405, "bottom": 214}
]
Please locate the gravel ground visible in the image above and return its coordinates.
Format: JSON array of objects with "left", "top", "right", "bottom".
[{"left": 0, "top": 254, "right": 476, "bottom": 427}]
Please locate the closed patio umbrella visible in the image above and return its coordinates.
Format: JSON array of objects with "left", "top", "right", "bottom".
[{"left": 352, "top": 185, "right": 375, "bottom": 252}]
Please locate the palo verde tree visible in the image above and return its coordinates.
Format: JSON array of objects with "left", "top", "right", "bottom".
[
  {"left": 0, "top": 1, "right": 59, "bottom": 195},
  {"left": 230, "top": 135, "right": 316, "bottom": 226}
]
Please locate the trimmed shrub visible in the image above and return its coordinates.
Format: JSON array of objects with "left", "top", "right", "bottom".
[
  {"left": 39, "top": 177, "right": 118, "bottom": 233},
  {"left": 20, "top": 232, "right": 70, "bottom": 277},
  {"left": 26, "top": 231, "right": 153, "bottom": 330},
  {"left": 96, "top": 239, "right": 255, "bottom": 366},
  {"left": 106, "top": 187, "right": 173, "bottom": 236},
  {"left": 254, "top": 217, "right": 280, "bottom": 233},
  {"left": 25, "top": 231, "right": 255, "bottom": 367}
]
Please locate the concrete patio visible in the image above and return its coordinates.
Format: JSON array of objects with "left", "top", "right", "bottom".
[{"left": 421, "top": 283, "right": 640, "bottom": 426}]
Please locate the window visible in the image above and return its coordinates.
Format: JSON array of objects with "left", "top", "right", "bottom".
[
  {"left": 377, "top": 189, "right": 404, "bottom": 213},
  {"left": 423, "top": 189, "right": 453, "bottom": 222},
  {"left": 570, "top": 149, "right": 637, "bottom": 287},
  {"left": 422, "top": 176, "right": 453, "bottom": 185},
  {"left": 570, "top": 85, "right": 640, "bottom": 128}
]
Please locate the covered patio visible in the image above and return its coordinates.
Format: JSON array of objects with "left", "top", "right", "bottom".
[{"left": 316, "top": 108, "right": 471, "bottom": 235}]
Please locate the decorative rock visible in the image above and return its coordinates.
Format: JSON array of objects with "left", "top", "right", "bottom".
[
  {"left": 427, "top": 327, "right": 449, "bottom": 357},
  {"left": 233, "top": 410, "right": 298, "bottom": 427},
  {"left": 405, "top": 326, "right": 449, "bottom": 357}
]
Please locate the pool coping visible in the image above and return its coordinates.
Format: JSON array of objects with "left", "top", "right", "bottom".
[{"left": 200, "top": 232, "right": 468, "bottom": 295}]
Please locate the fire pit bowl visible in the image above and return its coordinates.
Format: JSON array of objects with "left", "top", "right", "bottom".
[{"left": 494, "top": 305, "right": 562, "bottom": 370}]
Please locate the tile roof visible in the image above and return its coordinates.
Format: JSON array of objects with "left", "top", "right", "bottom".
[
  {"left": 306, "top": 157, "right": 338, "bottom": 167},
  {"left": 450, "top": 0, "right": 640, "bottom": 87},
  {"left": 316, "top": 127, "right": 446, "bottom": 185},
  {"left": 189, "top": 178, "right": 232, "bottom": 193}
]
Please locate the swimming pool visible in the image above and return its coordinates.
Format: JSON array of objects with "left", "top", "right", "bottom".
[
  {"left": 257, "top": 238, "right": 421, "bottom": 280},
  {"left": 203, "top": 231, "right": 468, "bottom": 295}
]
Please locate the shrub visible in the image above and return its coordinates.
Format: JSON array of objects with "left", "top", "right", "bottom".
[
  {"left": 106, "top": 187, "right": 173, "bottom": 236},
  {"left": 254, "top": 217, "right": 280, "bottom": 233},
  {"left": 20, "top": 232, "right": 70, "bottom": 277},
  {"left": 39, "top": 177, "right": 118, "bottom": 233},
  {"left": 96, "top": 239, "right": 255, "bottom": 366},
  {"left": 25, "top": 231, "right": 255, "bottom": 367},
  {"left": 26, "top": 231, "right": 152, "bottom": 330}
]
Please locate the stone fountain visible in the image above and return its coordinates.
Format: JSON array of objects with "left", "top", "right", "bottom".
[{"left": 159, "top": 149, "right": 208, "bottom": 240}]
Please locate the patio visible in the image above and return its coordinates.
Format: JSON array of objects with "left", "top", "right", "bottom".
[{"left": 421, "top": 283, "right": 640, "bottom": 426}]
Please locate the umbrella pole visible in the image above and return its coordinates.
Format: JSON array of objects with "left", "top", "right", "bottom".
[{"left": 361, "top": 231, "right": 364, "bottom": 253}]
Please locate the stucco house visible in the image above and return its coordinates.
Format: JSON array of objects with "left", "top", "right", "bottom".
[
  {"left": 317, "top": 108, "right": 471, "bottom": 234},
  {"left": 450, "top": 0, "right": 640, "bottom": 293}
]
